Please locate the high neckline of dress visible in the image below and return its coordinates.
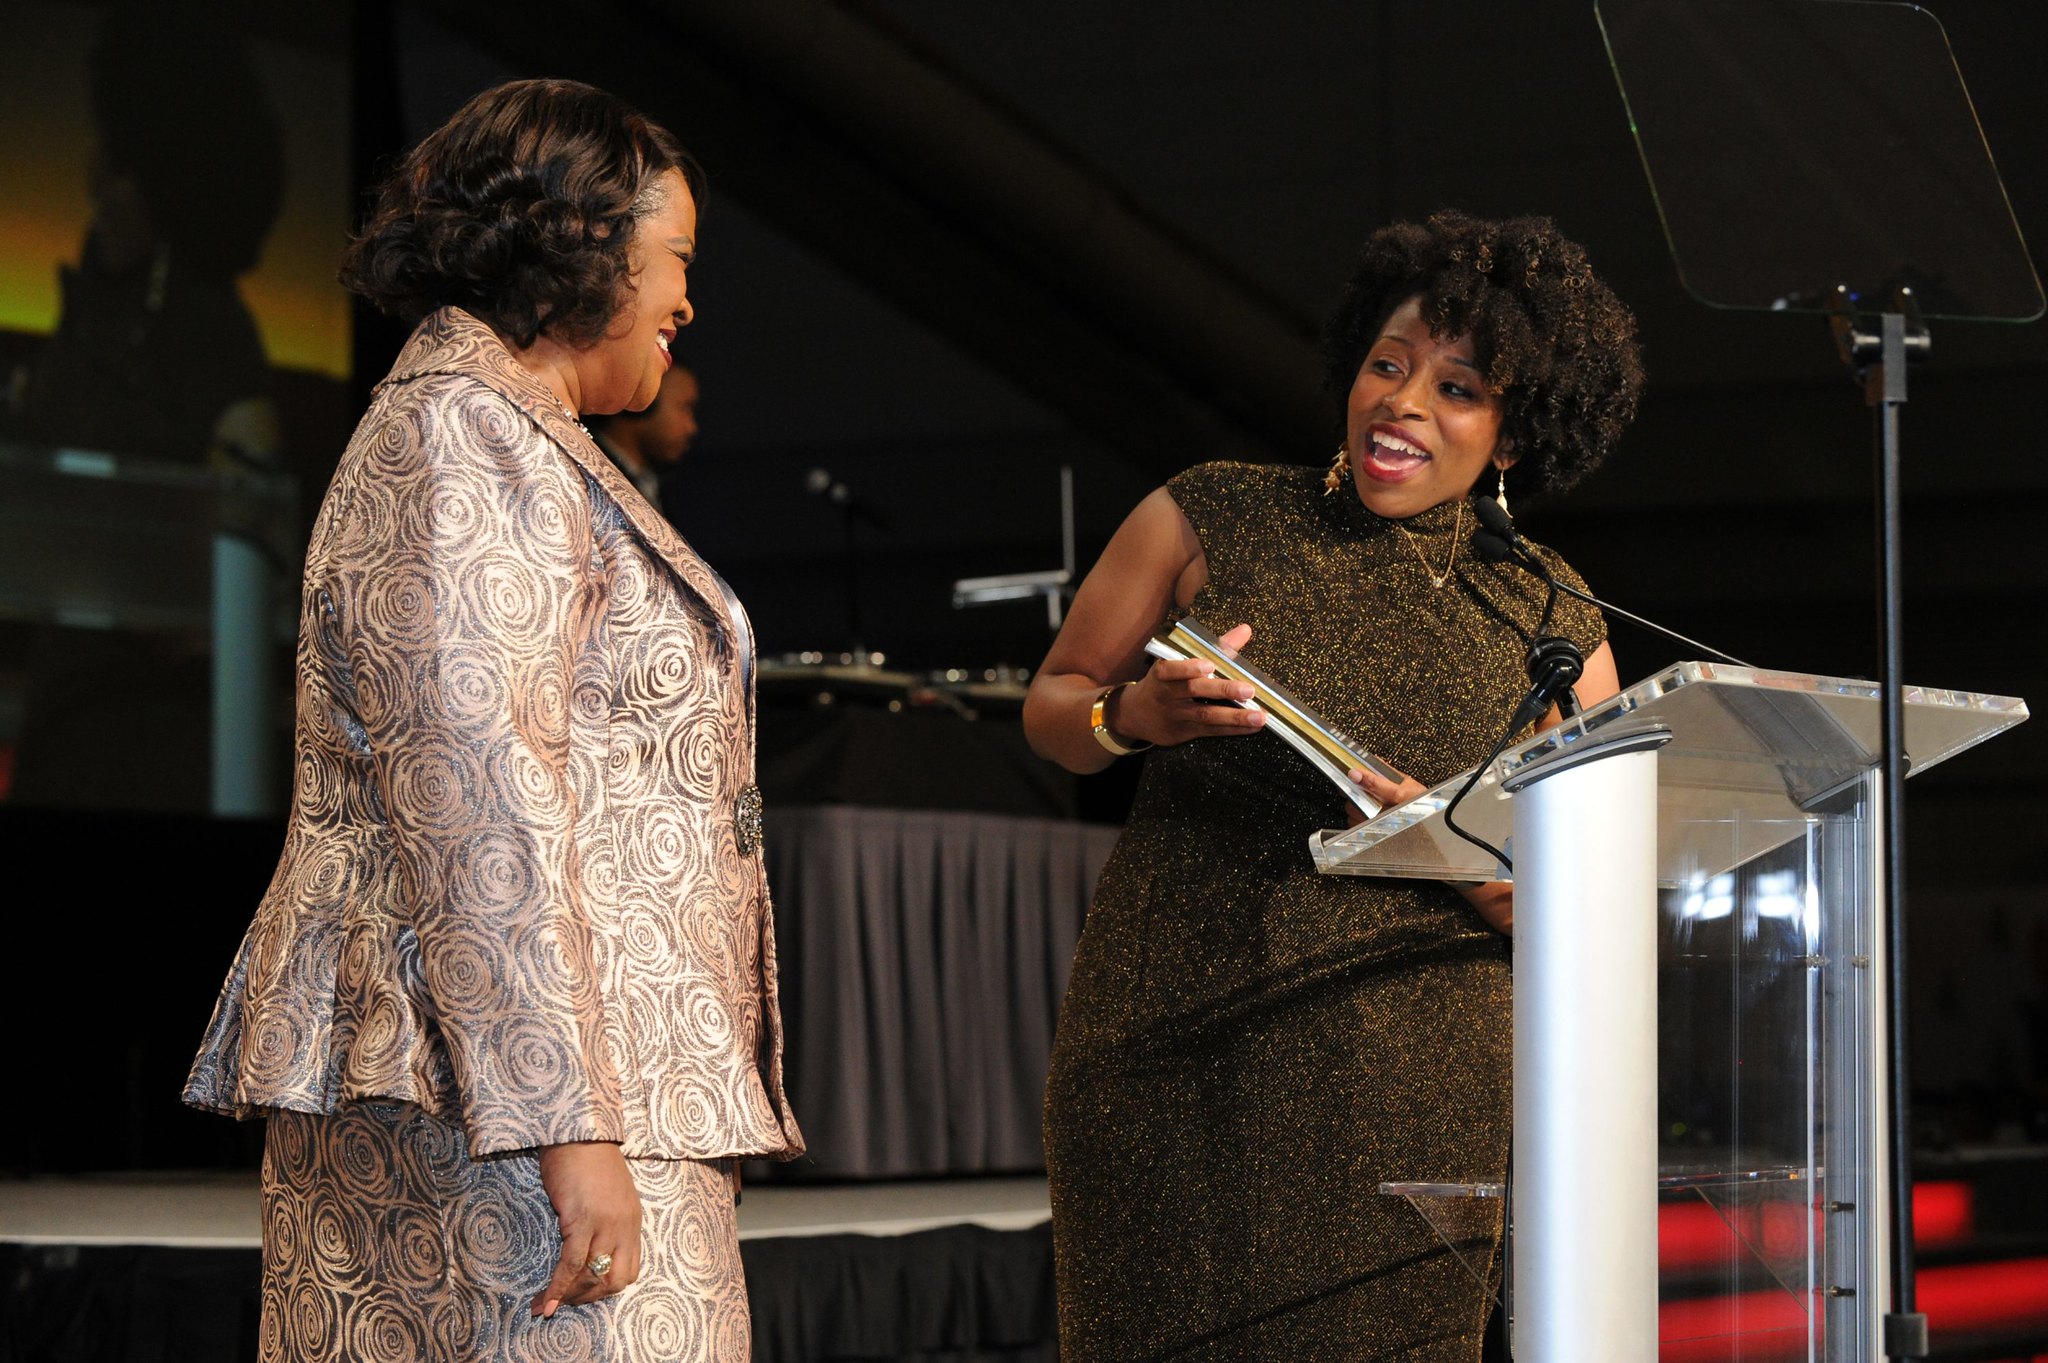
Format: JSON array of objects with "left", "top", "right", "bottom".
[{"left": 1330, "top": 483, "right": 1472, "bottom": 543}]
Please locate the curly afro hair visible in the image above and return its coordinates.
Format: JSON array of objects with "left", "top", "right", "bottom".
[
  {"left": 341, "top": 79, "right": 701, "bottom": 350},
  {"left": 1322, "top": 211, "right": 1644, "bottom": 500}
]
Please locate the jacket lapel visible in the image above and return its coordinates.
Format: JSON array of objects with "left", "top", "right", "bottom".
[{"left": 381, "top": 309, "right": 739, "bottom": 644}]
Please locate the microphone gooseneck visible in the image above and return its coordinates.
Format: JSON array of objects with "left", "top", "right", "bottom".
[
  {"left": 1440, "top": 491, "right": 1755, "bottom": 875},
  {"left": 1439, "top": 629, "right": 1584, "bottom": 877},
  {"left": 1441, "top": 494, "right": 1584, "bottom": 875},
  {"left": 1475, "top": 498, "right": 1753, "bottom": 670}
]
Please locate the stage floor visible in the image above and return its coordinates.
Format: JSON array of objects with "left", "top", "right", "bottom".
[{"left": 0, "top": 1170, "right": 1052, "bottom": 1249}]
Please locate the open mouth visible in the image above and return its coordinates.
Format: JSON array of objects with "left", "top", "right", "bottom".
[
  {"left": 656, "top": 329, "right": 675, "bottom": 367},
  {"left": 1363, "top": 428, "right": 1430, "bottom": 481}
]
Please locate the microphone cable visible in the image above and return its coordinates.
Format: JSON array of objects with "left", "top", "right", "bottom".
[
  {"left": 1438, "top": 500, "right": 1594, "bottom": 875},
  {"left": 1471, "top": 498, "right": 1751, "bottom": 669},
  {"left": 1440, "top": 632, "right": 1586, "bottom": 876},
  {"left": 1440, "top": 496, "right": 1754, "bottom": 876}
]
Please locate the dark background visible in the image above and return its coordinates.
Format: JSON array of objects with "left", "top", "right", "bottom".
[{"left": 0, "top": 0, "right": 2043, "bottom": 1172}]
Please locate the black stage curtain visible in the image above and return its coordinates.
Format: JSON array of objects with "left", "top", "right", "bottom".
[
  {"left": 744, "top": 1226, "right": 1055, "bottom": 1363},
  {"left": 761, "top": 807, "right": 1120, "bottom": 1179},
  {"left": 0, "top": 1244, "right": 260, "bottom": 1362},
  {"left": 0, "top": 1226, "right": 1055, "bottom": 1363}
]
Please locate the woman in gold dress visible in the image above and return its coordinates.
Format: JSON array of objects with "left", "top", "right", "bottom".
[
  {"left": 185, "top": 80, "right": 801, "bottom": 1361},
  {"left": 1024, "top": 211, "right": 1645, "bottom": 1361}
]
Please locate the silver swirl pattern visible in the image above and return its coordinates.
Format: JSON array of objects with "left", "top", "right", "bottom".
[
  {"left": 186, "top": 308, "right": 802, "bottom": 1359},
  {"left": 264, "top": 1104, "right": 749, "bottom": 1362}
]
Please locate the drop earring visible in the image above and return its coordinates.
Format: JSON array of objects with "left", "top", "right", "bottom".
[
  {"left": 1494, "top": 467, "right": 1510, "bottom": 515},
  {"left": 1325, "top": 445, "right": 1348, "bottom": 495}
]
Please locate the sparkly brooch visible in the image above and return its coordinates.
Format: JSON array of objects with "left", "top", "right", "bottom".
[{"left": 735, "top": 783, "right": 765, "bottom": 857}]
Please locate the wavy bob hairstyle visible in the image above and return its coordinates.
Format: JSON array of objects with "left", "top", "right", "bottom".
[
  {"left": 341, "top": 79, "right": 701, "bottom": 350},
  {"left": 1322, "top": 211, "right": 1645, "bottom": 500}
]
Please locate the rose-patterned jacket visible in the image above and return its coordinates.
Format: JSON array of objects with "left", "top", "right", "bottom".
[{"left": 185, "top": 307, "right": 802, "bottom": 1162}]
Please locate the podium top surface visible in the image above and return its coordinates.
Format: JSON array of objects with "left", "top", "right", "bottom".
[{"left": 1313, "top": 662, "right": 2026, "bottom": 885}]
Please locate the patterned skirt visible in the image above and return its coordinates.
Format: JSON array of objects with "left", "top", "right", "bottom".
[{"left": 260, "top": 1103, "right": 749, "bottom": 1362}]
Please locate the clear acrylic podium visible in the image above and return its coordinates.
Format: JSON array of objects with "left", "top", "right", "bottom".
[
  {"left": 0, "top": 440, "right": 298, "bottom": 815},
  {"left": 1312, "top": 663, "right": 2028, "bottom": 1363}
]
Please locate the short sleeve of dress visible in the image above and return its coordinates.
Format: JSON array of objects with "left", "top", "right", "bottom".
[{"left": 1165, "top": 461, "right": 1278, "bottom": 582}]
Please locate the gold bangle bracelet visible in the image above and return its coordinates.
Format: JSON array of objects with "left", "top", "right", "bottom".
[{"left": 1090, "top": 682, "right": 1154, "bottom": 757}]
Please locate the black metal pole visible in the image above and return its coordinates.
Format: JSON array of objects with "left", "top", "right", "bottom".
[
  {"left": 841, "top": 505, "right": 864, "bottom": 658},
  {"left": 1867, "top": 310, "right": 1927, "bottom": 1362}
]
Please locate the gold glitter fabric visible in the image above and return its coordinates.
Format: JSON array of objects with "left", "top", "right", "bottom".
[
  {"left": 261, "top": 1103, "right": 750, "bottom": 1361},
  {"left": 1044, "top": 462, "right": 1604, "bottom": 1362}
]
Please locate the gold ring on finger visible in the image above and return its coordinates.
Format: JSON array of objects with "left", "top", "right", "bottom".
[{"left": 585, "top": 1252, "right": 613, "bottom": 1277}]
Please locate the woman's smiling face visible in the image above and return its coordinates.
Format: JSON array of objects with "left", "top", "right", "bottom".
[
  {"left": 1342, "top": 294, "right": 1512, "bottom": 519},
  {"left": 580, "top": 168, "right": 697, "bottom": 415}
]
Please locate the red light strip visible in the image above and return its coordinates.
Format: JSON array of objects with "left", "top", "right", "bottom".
[
  {"left": 1656, "top": 1179, "right": 1977, "bottom": 1274},
  {"left": 1650, "top": 1257, "right": 2048, "bottom": 1360}
]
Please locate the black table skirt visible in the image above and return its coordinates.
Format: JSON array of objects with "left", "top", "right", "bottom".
[
  {"left": 0, "top": 1225, "right": 1056, "bottom": 1363},
  {"left": 763, "top": 807, "right": 1120, "bottom": 1180}
]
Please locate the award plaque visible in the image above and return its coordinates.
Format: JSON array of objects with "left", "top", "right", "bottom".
[{"left": 1146, "top": 616, "right": 1400, "bottom": 817}]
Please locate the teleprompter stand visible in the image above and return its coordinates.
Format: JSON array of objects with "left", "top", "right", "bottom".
[
  {"left": 1321, "top": 5, "right": 2045, "bottom": 1355},
  {"left": 1597, "top": 4, "right": 2039, "bottom": 1356}
]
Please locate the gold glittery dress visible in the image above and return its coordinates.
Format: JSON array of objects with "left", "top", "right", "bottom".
[{"left": 1044, "top": 462, "right": 1605, "bottom": 1362}]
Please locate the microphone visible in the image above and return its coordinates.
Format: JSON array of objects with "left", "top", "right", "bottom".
[
  {"left": 805, "top": 467, "right": 892, "bottom": 532},
  {"left": 1471, "top": 497, "right": 1751, "bottom": 669},
  {"left": 1472, "top": 493, "right": 1519, "bottom": 548},
  {"left": 1440, "top": 493, "right": 1742, "bottom": 872},
  {"left": 1442, "top": 503, "right": 1592, "bottom": 875},
  {"left": 1472, "top": 497, "right": 1584, "bottom": 722}
]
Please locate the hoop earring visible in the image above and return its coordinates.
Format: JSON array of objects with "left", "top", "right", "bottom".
[
  {"left": 1494, "top": 467, "right": 1510, "bottom": 515},
  {"left": 1325, "top": 445, "right": 1348, "bottom": 496}
]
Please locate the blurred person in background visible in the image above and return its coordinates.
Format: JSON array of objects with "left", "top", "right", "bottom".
[
  {"left": 3, "top": 0, "right": 283, "bottom": 467},
  {"left": 590, "top": 354, "right": 699, "bottom": 516},
  {"left": 3, "top": 1, "right": 285, "bottom": 813}
]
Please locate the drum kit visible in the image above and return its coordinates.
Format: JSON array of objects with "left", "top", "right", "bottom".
[
  {"left": 758, "top": 652, "right": 1031, "bottom": 719},
  {"left": 769, "top": 465, "right": 1071, "bottom": 720}
]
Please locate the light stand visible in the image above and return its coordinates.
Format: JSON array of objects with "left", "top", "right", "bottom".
[
  {"left": 951, "top": 464, "right": 1077, "bottom": 629},
  {"left": 805, "top": 466, "right": 890, "bottom": 659}
]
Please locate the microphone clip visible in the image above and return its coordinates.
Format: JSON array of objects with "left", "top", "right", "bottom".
[{"left": 1509, "top": 634, "right": 1585, "bottom": 732}]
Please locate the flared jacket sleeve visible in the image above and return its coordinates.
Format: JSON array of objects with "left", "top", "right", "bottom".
[{"left": 331, "top": 374, "right": 624, "bottom": 1156}]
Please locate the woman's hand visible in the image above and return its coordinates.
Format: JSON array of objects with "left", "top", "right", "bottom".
[
  {"left": 1457, "top": 882, "right": 1514, "bottom": 934},
  {"left": 1344, "top": 762, "right": 1428, "bottom": 828},
  {"left": 1110, "top": 622, "right": 1268, "bottom": 748},
  {"left": 1343, "top": 761, "right": 1514, "bottom": 934},
  {"left": 532, "top": 1141, "right": 643, "bottom": 1318},
  {"left": 1024, "top": 488, "right": 1262, "bottom": 774}
]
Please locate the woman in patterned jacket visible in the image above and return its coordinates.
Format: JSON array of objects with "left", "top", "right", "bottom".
[{"left": 184, "top": 78, "right": 802, "bottom": 1362}]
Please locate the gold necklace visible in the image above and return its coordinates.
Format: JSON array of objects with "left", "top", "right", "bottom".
[{"left": 1395, "top": 500, "right": 1463, "bottom": 589}]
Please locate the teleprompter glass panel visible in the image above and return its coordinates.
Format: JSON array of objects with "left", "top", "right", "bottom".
[{"left": 1595, "top": 0, "right": 2042, "bottom": 321}]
